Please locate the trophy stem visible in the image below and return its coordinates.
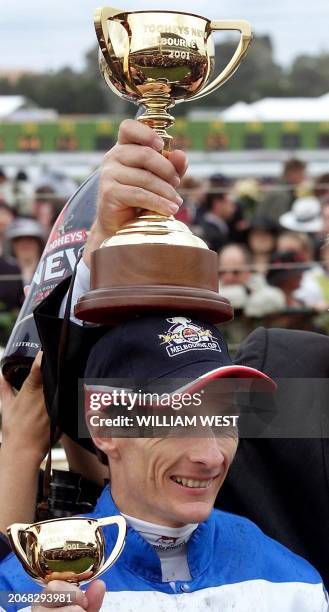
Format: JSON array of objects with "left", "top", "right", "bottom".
[
  {"left": 136, "top": 99, "right": 175, "bottom": 226},
  {"left": 137, "top": 99, "right": 175, "bottom": 154}
]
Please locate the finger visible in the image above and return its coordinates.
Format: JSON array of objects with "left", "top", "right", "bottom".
[
  {"left": 86, "top": 580, "right": 106, "bottom": 612},
  {"left": 110, "top": 182, "right": 181, "bottom": 217},
  {"left": 23, "top": 350, "right": 43, "bottom": 390},
  {"left": 113, "top": 164, "right": 181, "bottom": 204},
  {"left": 41, "top": 581, "right": 88, "bottom": 610},
  {"left": 33, "top": 607, "right": 86, "bottom": 612},
  {"left": 0, "top": 376, "right": 15, "bottom": 406},
  {"left": 168, "top": 150, "right": 188, "bottom": 178},
  {"left": 43, "top": 580, "right": 84, "bottom": 595},
  {"left": 112, "top": 145, "right": 181, "bottom": 187},
  {"left": 118, "top": 119, "right": 163, "bottom": 151},
  {"left": 35, "top": 604, "right": 87, "bottom": 611}
]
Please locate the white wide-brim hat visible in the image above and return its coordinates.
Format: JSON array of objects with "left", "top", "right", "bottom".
[{"left": 279, "top": 196, "right": 323, "bottom": 233}]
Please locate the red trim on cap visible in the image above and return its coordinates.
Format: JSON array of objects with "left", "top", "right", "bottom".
[
  {"left": 171, "top": 365, "right": 277, "bottom": 396},
  {"left": 83, "top": 366, "right": 276, "bottom": 414}
]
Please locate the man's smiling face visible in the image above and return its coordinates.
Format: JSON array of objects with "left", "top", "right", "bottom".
[
  {"left": 85, "top": 315, "right": 274, "bottom": 527},
  {"left": 97, "top": 430, "right": 238, "bottom": 527}
]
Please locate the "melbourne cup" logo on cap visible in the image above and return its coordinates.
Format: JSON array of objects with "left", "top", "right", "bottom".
[{"left": 159, "top": 317, "right": 221, "bottom": 358}]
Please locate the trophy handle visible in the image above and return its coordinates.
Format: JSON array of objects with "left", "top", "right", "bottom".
[
  {"left": 92, "top": 515, "right": 126, "bottom": 580},
  {"left": 7, "top": 523, "right": 36, "bottom": 577},
  {"left": 94, "top": 7, "right": 125, "bottom": 67},
  {"left": 191, "top": 20, "right": 252, "bottom": 101}
]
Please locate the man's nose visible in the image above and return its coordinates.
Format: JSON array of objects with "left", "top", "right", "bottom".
[{"left": 186, "top": 437, "right": 225, "bottom": 470}]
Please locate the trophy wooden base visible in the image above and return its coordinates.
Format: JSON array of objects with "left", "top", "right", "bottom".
[
  {"left": 74, "top": 244, "right": 233, "bottom": 325},
  {"left": 75, "top": 285, "right": 233, "bottom": 325}
]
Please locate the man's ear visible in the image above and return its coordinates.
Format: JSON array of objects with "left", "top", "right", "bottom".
[{"left": 85, "top": 409, "right": 120, "bottom": 459}]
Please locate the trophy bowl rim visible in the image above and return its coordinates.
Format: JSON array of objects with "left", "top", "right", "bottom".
[
  {"left": 106, "top": 9, "right": 211, "bottom": 24},
  {"left": 23, "top": 516, "right": 100, "bottom": 529}
]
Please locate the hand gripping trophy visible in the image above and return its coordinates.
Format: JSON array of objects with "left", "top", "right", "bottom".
[
  {"left": 75, "top": 6, "right": 252, "bottom": 325},
  {"left": 7, "top": 5, "right": 252, "bottom": 589}
]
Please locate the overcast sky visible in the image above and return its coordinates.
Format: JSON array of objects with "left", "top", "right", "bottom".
[{"left": 2, "top": 0, "right": 329, "bottom": 72}]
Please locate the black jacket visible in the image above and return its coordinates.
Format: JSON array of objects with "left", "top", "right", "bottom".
[
  {"left": 0, "top": 255, "right": 24, "bottom": 311},
  {"left": 218, "top": 327, "right": 329, "bottom": 589}
]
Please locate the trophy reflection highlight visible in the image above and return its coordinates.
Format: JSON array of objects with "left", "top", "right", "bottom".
[
  {"left": 74, "top": 8, "right": 252, "bottom": 324},
  {"left": 7, "top": 515, "right": 126, "bottom": 585}
]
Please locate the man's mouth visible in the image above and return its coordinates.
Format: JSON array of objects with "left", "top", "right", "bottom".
[{"left": 170, "top": 476, "right": 213, "bottom": 489}]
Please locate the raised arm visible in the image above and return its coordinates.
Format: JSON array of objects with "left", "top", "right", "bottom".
[
  {"left": 0, "top": 352, "right": 50, "bottom": 534},
  {"left": 83, "top": 119, "right": 187, "bottom": 268}
]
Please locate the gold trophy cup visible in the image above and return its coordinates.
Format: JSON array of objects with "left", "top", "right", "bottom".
[
  {"left": 7, "top": 515, "right": 126, "bottom": 585},
  {"left": 75, "top": 8, "right": 252, "bottom": 325}
]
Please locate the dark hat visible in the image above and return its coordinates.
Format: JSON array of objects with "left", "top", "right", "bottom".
[
  {"left": 267, "top": 250, "right": 307, "bottom": 286},
  {"left": 15, "top": 170, "right": 28, "bottom": 181},
  {"left": 209, "top": 173, "right": 232, "bottom": 187},
  {"left": 204, "top": 174, "right": 232, "bottom": 211},
  {"left": 248, "top": 215, "right": 280, "bottom": 234},
  {"left": 85, "top": 315, "right": 276, "bottom": 395}
]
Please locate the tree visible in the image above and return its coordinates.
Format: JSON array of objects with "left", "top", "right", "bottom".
[
  {"left": 0, "top": 79, "right": 13, "bottom": 95},
  {"left": 1, "top": 37, "right": 329, "bottom": 114},
  {"left": 288, "top": 53, "right": 329, "bottom": 97},
  {"left": 201, "top": 35, "right": 285, "bottom": 109},
  {"left": 83, "top": 45, "right": 134, "bottom": 115}
]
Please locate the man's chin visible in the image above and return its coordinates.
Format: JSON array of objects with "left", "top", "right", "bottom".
[{"left": 171, "top": 500, "right": 214, "bottom": 525}]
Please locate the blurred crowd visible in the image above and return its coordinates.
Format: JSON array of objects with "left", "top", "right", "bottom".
[
  {"left": 177, "top": 158, "right": 329, "bottom": 347},
  {"left": 0, "top": 167, "right": 77, "bottom": 343},
  {"left": 0, "top": 158, "right": 329, "bottom": 348}
]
